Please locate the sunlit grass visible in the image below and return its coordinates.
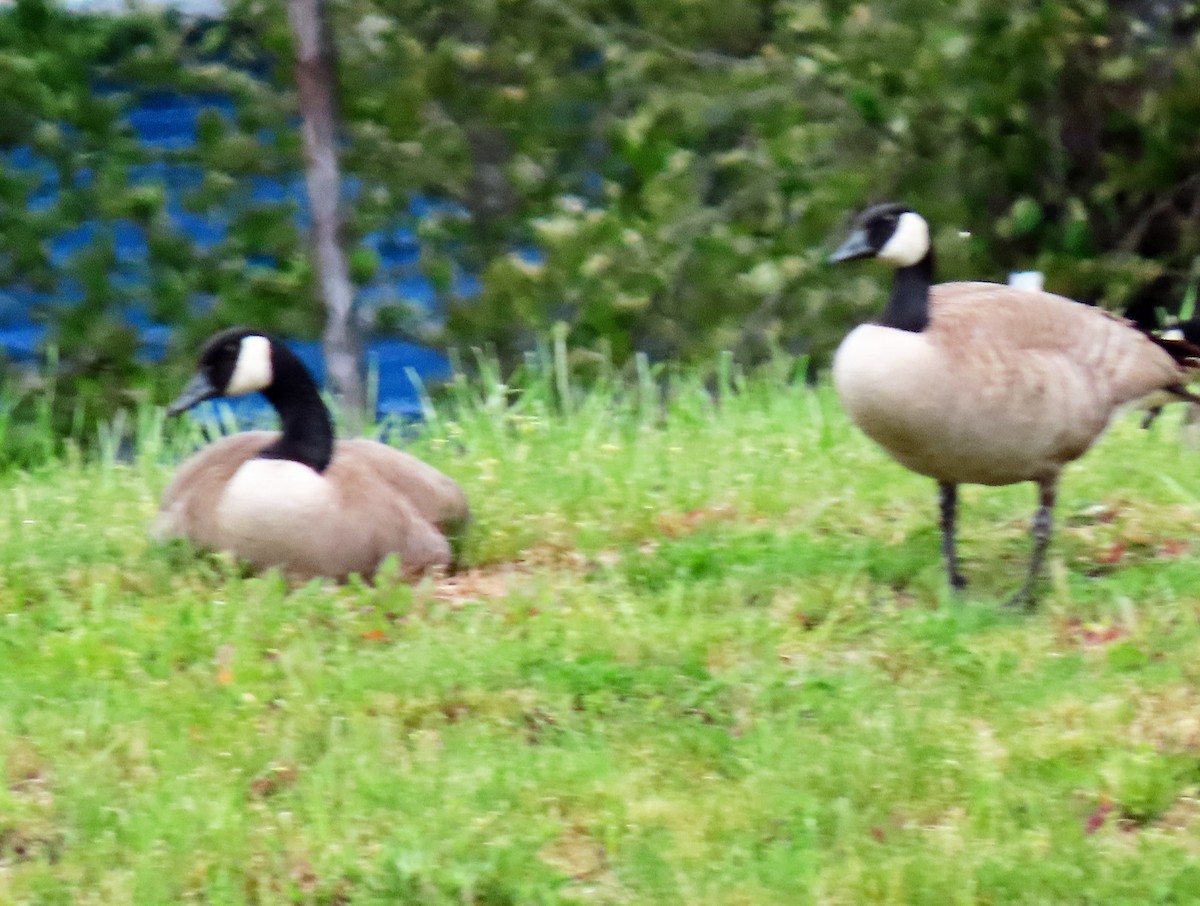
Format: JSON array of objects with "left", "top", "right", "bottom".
[{"left": 4, "top": 360, "right": 1200, "bottom": 903}]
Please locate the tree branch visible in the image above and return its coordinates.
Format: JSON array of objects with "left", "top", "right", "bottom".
[{"left": 287, "top": 0, "right": 366, "bottom": 420}]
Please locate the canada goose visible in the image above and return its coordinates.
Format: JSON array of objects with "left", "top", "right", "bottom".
[
  {"left": 828, "top": 203, "right": 1200, "bottom": 605},
  {"left": 156, "top": 328, "right": 469, "bottom": 582},
  {"left": 1140, "top": 311, "right": 1200, "bottom": 428}
]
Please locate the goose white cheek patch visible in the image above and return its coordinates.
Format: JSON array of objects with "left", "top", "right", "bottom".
[
  {"left": 877, "top": 212, "right": 930, "bottom": 267},
  {"left": 226, "top": 335, "right": 273, "bottom": 395}
]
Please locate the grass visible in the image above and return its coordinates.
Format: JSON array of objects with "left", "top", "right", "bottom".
[{"left": 5, "top": 360, "right": 1200, "bottom": 903}]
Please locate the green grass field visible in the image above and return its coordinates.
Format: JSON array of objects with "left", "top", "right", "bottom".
[{"left": 5, "top": 365, "right": 1200, "bottom": 904}]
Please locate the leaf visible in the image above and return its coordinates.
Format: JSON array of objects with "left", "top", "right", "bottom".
[
  {"left": 1059, "top": 618, "right": 1126, "bottom": 647},
  {"left": 1083, "top": 625, "right": 1126, "bottom": 646},
  {"left": 1085, "top": 798, "right": 1113, "bottom": 835},
  {"left": 1010, "top": 197, "right": 1043, "bottom": 235},
  {"left": 215, "top": 643, "right": 235, "bottom": 685},
  {"left": 361, "top": 628, "right": 387, "bottom": 642},
  {"left": 249, "top": 764, "right": 299, "bottom": 799},
  {"left": 1158, "top": 539, "right": 1188, "bottom": 559}
]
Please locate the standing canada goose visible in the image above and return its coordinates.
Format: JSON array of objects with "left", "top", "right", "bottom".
[
  {"left": 156, "top": 327, "right": 469, "bottom": 582},
  {"left": 828, "top": 203, "right": 1200, "bottom": 606}
]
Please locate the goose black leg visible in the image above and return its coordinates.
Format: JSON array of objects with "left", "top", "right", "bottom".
[
  {"left": 1005, "top": 477, "right": 1057, "bottom": 609},
  {"left": 938, "top": 481, "right": 968, "bottom": 591}
]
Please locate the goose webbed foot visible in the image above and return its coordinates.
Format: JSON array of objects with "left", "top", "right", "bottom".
[
  {"left": 1141, "top": 407, "right": 1162, "bottom": 430},
  {"left": 1002, "top": 585, "right": 1036, "bottom": 610}
]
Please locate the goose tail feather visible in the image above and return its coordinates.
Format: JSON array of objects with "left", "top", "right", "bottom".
[
  {"left": 1166, "top": 383, "right": 1200, "bottom": 406},
  {"left": 1146, "top": 331, "right": 1200, "bottom": 369}
]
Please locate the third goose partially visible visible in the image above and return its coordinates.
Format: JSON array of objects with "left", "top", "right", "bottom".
[
  {"left": 1139, "top": 305, "right": 1200, "bottom": 428},
  {"left": 828, "top": 203, "right": 1200, "bottom": 606}
]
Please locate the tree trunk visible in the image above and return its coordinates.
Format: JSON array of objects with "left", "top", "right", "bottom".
[{"left": 285, "top": 0, "right": 365, "bottom": 421}]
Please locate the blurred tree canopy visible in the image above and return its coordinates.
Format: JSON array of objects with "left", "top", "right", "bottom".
[
  {"left": 389, "top": 0, "right": 1200, "bottom": 358},
  {"left": 3, "top": 0, "right": 1200, "bottom": 418},
  {"left": 0, "top": 0, "right": 316, "bottom": 426}
]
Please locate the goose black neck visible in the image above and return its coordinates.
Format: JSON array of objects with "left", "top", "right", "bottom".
[
  {"left": 879, "top": 250, "right": 935, "bottom": 333},
  {"left": 257, "top": 346, "right": 334, "bottom": 473}
]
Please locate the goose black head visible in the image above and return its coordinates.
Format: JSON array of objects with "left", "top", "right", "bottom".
[
  {"left": 168, "top": 327, "right": 276, "bottom": 415},
  {"left": 829, "top": 203, "right": 931, "bottom": 268}
]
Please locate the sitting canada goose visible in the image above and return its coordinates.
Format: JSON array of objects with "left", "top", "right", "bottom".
[
  {"left": 156, "top": 327, "right": 469, "bottom": 582},
  {"left": 828, "top": 203, "right": 1200, "bottom": 606}
]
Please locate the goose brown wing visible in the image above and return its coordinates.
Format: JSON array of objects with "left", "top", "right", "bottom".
[
  {"left": 329, "top": 440, "right": 470, "bottom": 536},
  {"left": 927, "top": 282, "right": 1185, "bottom": 405},
  {"left": 154, "top": 431, "right": 277, "bottom": 546},
  {"left": 304, "top": 465, "right": 452, "bottom": 580}
]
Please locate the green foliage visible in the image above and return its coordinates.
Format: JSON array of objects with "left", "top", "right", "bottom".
[
  {"left": 6, "top": 0, "right": 1200, "bottom": 438},
  {"left": 0, "top": 0, "right": 328, "bottom": 439},
  {"left": 314, "top": 0, "right": 1200, "bottom": 357}
]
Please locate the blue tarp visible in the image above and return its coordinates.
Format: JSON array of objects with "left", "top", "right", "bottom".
[
  {"left": 191, "top": 337, "right": 451, "bottom": 423},
  {"left": 2, "top": 86, "right": 476, "bottom": 418}
]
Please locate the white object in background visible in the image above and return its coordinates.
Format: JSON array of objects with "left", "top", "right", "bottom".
[{"left": 1007, "top": 271, "right": 1045, "bottom": 292}]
